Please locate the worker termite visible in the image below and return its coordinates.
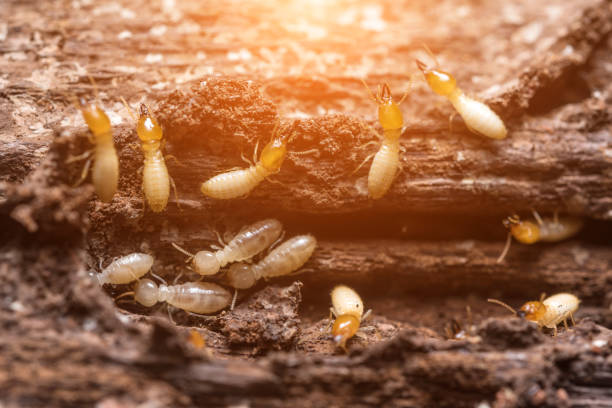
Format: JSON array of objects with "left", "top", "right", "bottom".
[
  {"left": 415, "top": 45, "right": 507, "bottom": 140},
  {"left": 329, "top": 285, "right": 371, "bottom": 351},
  {"left": 128, "top": 278, "right": 232, "bottom": 315},
  {"left": 171, "top": 218, "right": 283, "bottom": 276},
  {"left": 488, "top": 293, "right": 580, "bottom": 336},
  {"left": 201, "top": 123, "right": 292, "bottom": 199},
  {"left": 444, "top": 305, "right": 481, "bottom": 343},
  {"left": 496, "top": 211, "right": 584, "bottom": 263},
  {"left": 68, "top": 79, "right": 119, "bottom": 202},
  {"left": 96, "top": 253, "right": 154, "bottom": 285},
  {"left": 122, "top": 100, "right": 171, "bottom": 213},
  {"left": 226, "top": 234, "right": 317, "bottom": 289},
  {"left": 355, "top": 81, "right": 409, "bottom": 199}
]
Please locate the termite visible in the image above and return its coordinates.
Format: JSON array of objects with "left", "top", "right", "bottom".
[
  {"left": 201, "top": 123, "right": 290, "bottom": 199},
  {"left": 496, "top": 211, "right": 583, "bottom": 263},
  {"left": 329, "top": 285, "right": 371, "bottom": 351},
  {"left": 122, "top": 100, "right": 171, "bottom": 213},
  {"left": 68, "top": 79, "right": 119, "bottom": 202},
  {"left": 444, "top": 305, "right": 481, "bottom": 343},
  {"left": 488, "top": 293, "right": 580, "bottom": 336},
  {"left": 172, "top": 218, "right": 283, "bottom": 276},
  {"left": 130, "top": 278, "right": 232, "bottom": 314},
  {"left": 356, "top": 81, "right": 410, "bottom": 199},
  {"left": 96, "top": 253, "right": 154, "bottom": 285},
  {"left": 226, "top": 234, "right": 317, "bottom": 289},
  {"left": 415, "top": 45, "right": 507, "bottom": 140}
]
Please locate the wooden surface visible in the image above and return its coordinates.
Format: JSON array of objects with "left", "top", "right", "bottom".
[{"left": 1, "top": 0, "right": 611, "bottom": 407}]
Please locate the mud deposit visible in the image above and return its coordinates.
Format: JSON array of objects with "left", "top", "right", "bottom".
[{"left": 1, "top": 0, "right": 611, "bottom": 407}]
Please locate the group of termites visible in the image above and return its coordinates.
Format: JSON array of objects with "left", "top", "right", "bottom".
[{"left": 73, "top": 46, "right": 582, "bottom": 351}]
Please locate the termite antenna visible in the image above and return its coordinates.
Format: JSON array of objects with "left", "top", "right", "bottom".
[
  {"left": 270, "top": 118, "right": 281, "bottom": 139},
  {"left": 398, "top": 74, "right": 418, "bottom": 105},
  {"left": 421, "top": 43, "right": 440, "bottom": 68},
  {"left": 87, "top": 74, "right": 101, "bottom": 106},
  {"left": 496, "top": 232, "right": 513, "bottom": 263},
  {"left": 120, "top": 96, "right": 137, "bottom": 122},
  {"left": 115, "top": 291, "right": 135, "bottom": 302},
  {"left": 487, "top": 298, "right": 517, "bottom": 315},
  {"left": 360, "top": 79, "right": 380, "bottom": 104},
  {"left": 539, "top": 293, "right": 546, "bottom": 302},
  {"left": 172, "top": 242, "right": 195, "bottom": 262},
  {"left": 150, "top": 271, "right": 167, "bottom": 285}
]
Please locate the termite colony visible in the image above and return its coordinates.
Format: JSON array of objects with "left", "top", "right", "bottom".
[{"left": 68, "top": 44, "right": 585, "bottom": 353}]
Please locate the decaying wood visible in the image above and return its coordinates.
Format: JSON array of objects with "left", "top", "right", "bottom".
[{"left": 1, "top": 0, "right": 612, "bottom": 407}]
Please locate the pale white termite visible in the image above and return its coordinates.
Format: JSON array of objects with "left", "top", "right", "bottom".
[
  {"left": 415, "top": 46, "right": 507, "bottom": 140},
  {"left": 69, "top": 95, "right": 119, "bottom": 202},
  {"left": 355, "top": 81, "right": 409, "bottom": 199},
  {"left": 330, "top": 285, "right": 370, "bottom": 351},
  {"left": 137, "top": 104, "right": 171, "bottom": 212},
  {"left": 96, "top": 253, "right": 154, "bottom": 285},
  {"left": 496, "top": 211, "right": 584, "bottom": 263},
  {"left": 488, "top": 293, "right": 580, "bottom": 336},
  {"left": 172, "top": 218, "right": 283, "bottom": 275},
  {"left": 226, "top": 234, "right": 317, "bottom": 289},
  {"left": 132, "top": 278, "right": 232, "bottom": 314},
  {"left": 201, "top": 125, "right": 289, "bottom": 199}
]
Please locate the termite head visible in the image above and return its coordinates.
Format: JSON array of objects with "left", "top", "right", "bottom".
[
  {"left": 376, "top": 83, "right": 404, "bottom": 131},
  {"left": 193, "top": 250, "right": 221, "bottom": 276},
  {"left": 134, "top": 278, "right": 159, "bottom": 307},
  {"left": 79, "top": 98, "right": 112, "bottom": 134},
  {"left": 227, "top": 263, "right": 257, "bottom": 289},
  {"left": 518, "top": 301, "right": 547, "bottom": 323},
  {"left": 415, "top": 59, "right": 457, "bottom": 96},
  {"left": 260, "top": 137, "right": 287, "bottom": 172},
  {"left": 332, "top": 314, "right": 360, "bottom": 350},
  {"left": 137, "top": 104, "right": 163, "bottom": 143},
  {"left": 503, "top": 215, "right": 540, "bottom": 244}
]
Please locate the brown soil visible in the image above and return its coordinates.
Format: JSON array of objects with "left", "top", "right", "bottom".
[{"left": 1, "top": 0, "right": 611, "bottom": 407}]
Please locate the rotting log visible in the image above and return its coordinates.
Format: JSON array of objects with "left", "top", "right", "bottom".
[{"left": 1, "top": 0, "right": 612, "bottom": 407}]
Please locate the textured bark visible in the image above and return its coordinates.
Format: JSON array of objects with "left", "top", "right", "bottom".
[{"left": 1, "top": 0, "right": 611, "bottom": 407}]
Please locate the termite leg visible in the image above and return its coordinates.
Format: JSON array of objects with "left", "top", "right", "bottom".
[
  {"left": 362, "top": 309, "right": 372, "bottom": 322},
  {"left": 172, "top": 271, "right": 184, "bottom": 285},
  {"left": 165, "top": 154, "right": 185, "bottom": 167},
  {"left": 325, "top": 307, "right": 336, "bottom": 331},
  {"left": 169, "top": 175, "right": 181, "bottom": 210},
  {"left": 167, "top": 305, "right": 176, "bottom": 325},
  {"left": 213, "top": 229, "right": 226, "bottom": 247},
  {"left": 361, "top": 122, "right": 384, "bottom": 141},
  {"left": 66, "top": 150, "right": 93, "bottom": 164},
  {"left": 351, "top": 151, "right": 376, "bottom": 176},
  {"left": 448, "top": 111, "right": 458, "bottom": 135},
  {"left": 73, "top": 158, "right": 92, "bottom": 187},
  {"left": 266, "top": 176, "right": 289, "bottom": 188},
  {"left": 268, "top": 230, "right": 286, "bottom": 252},
  {"left": 230, "top": 289, "right": 238, "bottom": 311},
  {"left": 569, "top": 313, "right": 576, "bottom": 326},
  {"left": 553, "top": 326, "right": 558, "bottom": 337},
  {"left": 563, "top": 319, "right": 570, "bottom": 331},
  {"left": 531, "top": 209, "right": 544, "bottom": 226}
]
